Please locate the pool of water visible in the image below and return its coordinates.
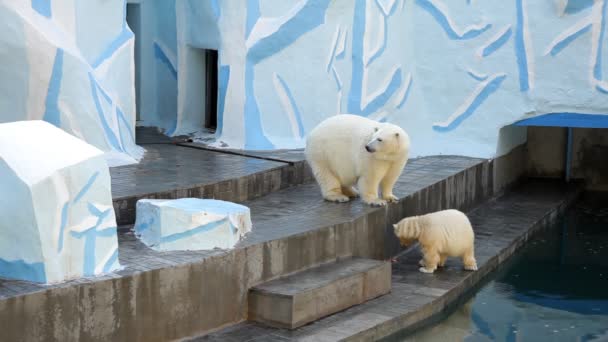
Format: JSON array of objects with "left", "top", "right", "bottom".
[{"left": 402, "top": 194, "right": 608, "bottom": 342}]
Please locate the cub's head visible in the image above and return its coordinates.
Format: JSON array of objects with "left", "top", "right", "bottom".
[
  {"left": 365, "top": 123, "right": 409, "bottom": 159},
  {"left": 393, "top": 216, "right": 421, "bottom": 247}
]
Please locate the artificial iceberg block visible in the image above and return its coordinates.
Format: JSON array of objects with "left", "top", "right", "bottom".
[
  {"left": 0, "top": 121, "right": 120, "bottom": 283},
  {"left": 134, "top": 198, "right": 252, "bottom": 251}
]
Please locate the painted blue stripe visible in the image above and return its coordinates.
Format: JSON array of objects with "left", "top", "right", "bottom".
[
  {"left": 43, "top": 49, "right": 64, "bottom": 127},
  {"left": 396, "top": 78, "right": 413, "bottom": 109},
  {"left": 57, "top": 201, "right": 69, "bottom": 253},
  {"left": 216, "top": 65, "right": 230, "bottom": 136},
  {"left": 415, "top": 0, "right": 491, "bottom": 40},
  {"left": 514, "top": 113, "right": 608, "bottom": 128},
  {"left": 70, "top": 203, "right": 116, "bottom": 276},
  {"left": 467, "top": 71, "right": 488, "bottom": 82},
  {"left": 116, "top": 107, "right": 136, "bottom": 143},
  {"left": 594, "top": 0, "right": 608, "bottom": 81},
  {"left": 210, "top": 0, "right": 220, "bottom": 19},
  {"left": 515, "top": 0, "right": 529, "bottom": 91},
  {"left": 244, "top": 61, "right": 274, "bottom": 149},
  {"left": 73, "top": 172, "right": 100, "bottom": 204},
  {"left": 246, "top": 0, "right": 260, "bottom": 39},
  {"left": 348, "top": 0, "right": 402, "bottom": 116},
  {"left": 433, "top": 74, "right": 507, "bottom": 132},
  {"left": 153, "top": 43, "right": 177, "bottom": 79},
  {"left": 102, "top": 248, "right": 119, "bottom": 273},
  {"left": 597, "top": 84, "right": 608, "bottom": 94},
  {"left": 348, "top": 0, "right": 366, "bottom": 114},
  {"left": 481, "top": 27, "right": 512, "bottom": 57},
  {"left": 86, "top": 202, "right": 104, "bottom": 218},
  {"left": 88, "top": 73, "right": 123, "bottom": 151},
  {"left": 247, "top": 0, "right": 331, "bottom": 65},
  {"left": 91, "top": 28, "right": 133, "bottom": 68},
  {"left": 0, "top": 258, "right": 46, "bottom": 283},
  {"left": 166, "top": 117, "right": 178, "bottom": 136},
  {"left": 362, "top": 69, "right": 403, "bottom": 115},
  {"left": 31, "top": 0, "right": 51, "bottom": 18},
  {"left": 549, "top": 24, "right": 591, "bottom": 56},
  {"left": 160, "top": 218, "right": 229, "bottom": 244},
  {"left": 276, "top": 74, "right": 305, "bottom": 138},
  {"left": 565, "top": 0, "right": 594, "bottom": 14}
]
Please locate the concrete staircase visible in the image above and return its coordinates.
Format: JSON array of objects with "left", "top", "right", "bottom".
[
  {"left": 249, "top": 257, "right": 391, "bottom": 329},
  {"left": 0, "top": 136, "right": 527, "bottom": 342}
]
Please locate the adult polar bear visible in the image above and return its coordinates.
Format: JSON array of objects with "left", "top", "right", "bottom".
[{"left": 305, "top": 114, "right": 410, "bottom": 206}]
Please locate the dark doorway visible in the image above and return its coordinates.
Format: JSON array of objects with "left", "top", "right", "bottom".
[{"left": 204, "top": 50, "right": 218, "bottom": 130}]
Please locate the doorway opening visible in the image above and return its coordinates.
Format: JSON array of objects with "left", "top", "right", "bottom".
[{"left": 204, "top": 50, "right": 218, "bottom": 131}]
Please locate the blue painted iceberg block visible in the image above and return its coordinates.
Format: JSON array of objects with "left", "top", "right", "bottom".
[
  {"left": 134, "top": 198, "right": 252, "bottom": 251},
  {"left": 0, "top": 121, "right": 121, "bottom": 283}
]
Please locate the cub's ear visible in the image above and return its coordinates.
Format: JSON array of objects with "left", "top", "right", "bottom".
[
  {"left": 374, "top": 127, "right": 379, "bottom": 132},
  {"left": 392, "top": 224, "right": 398, "bottom": 230}
]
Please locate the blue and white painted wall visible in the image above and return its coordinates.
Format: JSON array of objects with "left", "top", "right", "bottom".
[
  {"left": 4, "top": 1, "right": 608, "bottom": 160},
  {"left": 0, "top": 0, "right": 143, "bottom": 166},
  {"left": 144, "top": 0, "right": 608, "bottom": 158}
]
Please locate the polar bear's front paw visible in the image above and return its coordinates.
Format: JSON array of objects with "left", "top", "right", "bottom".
[
  {"left": 419, "top": 267, "right": 435, "bottom": 274},
  {"left": 325, "top": 194, "right": 350, "bottom": 203},
  {"left": 383, "top": 194, "right": 399, "bottom": 203},
  {"left": 464, "top": 263, "right": 478, "bottom": 271},
  {"left": 364, "top": 198, "right": 387, "bottom": 206}
]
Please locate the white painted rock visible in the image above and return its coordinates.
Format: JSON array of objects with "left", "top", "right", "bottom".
[
  {"left": 134, "top": 198, "right": 252, "bottom": 251},
  {"left": 0, "top": 121, "right": 121, "bottom": 283}
]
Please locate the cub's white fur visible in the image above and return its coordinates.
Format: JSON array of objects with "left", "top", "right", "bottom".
[
  {"left": 305, "top": 114, "right": 409, "bottom": 206},
  {"left": 393, "top": 209, "right": 477, "bottom": 273}
]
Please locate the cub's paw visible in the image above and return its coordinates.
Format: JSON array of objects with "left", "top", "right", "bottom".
[
  {"left": 464, "top": 264, "right": 478, "bottom": 271},
  {"left": 364, "top": 198, "right": 387, "bottom": 207},
  {"left": 383, "top": 194, "right": 399, "bottom": 203},
  {"left": 325, "top": 194, "right": 350, "bottom": 203},
  {"left": 418, "top": 259, "right": 426, "bottom": 267},
  {"left": 419, "top": 267, "right": 435, "bottom": 274}
]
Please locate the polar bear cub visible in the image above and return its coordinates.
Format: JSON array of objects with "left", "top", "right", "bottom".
[
  {"left": 393, "top": 209, "right": 477, "bottom": 274},
  {"left": 305, "top": 114, "right": 409, "bottom": 206}
]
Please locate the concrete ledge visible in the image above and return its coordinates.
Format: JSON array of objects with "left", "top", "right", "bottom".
[
  {"left": 111, "top": 145, "right": 313, "bottom": 225},
  {"left": 0, "top": 151, "right": 522, "bottom": 341},
  {"left": 198, "top": 180, "right": 581, "bottom": 342},
  {"left": 249, "top": 258, "right": 391, "bottom": 329}
]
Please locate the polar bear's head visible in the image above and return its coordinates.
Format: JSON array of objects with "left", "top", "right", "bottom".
[
  {"left": 393, "top": 216, "right": 421, "bottom": 247},
  {"left": 365, "top": 123, "right": 409, "bottom": 160}
]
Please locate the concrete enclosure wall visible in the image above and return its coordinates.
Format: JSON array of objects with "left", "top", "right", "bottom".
[{"left": 526, "top": 126, "right": 608, "bottom": 190}]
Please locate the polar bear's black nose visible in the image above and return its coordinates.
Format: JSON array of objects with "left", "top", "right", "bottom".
[{"left": 365, "top": 145, "right": 374, "bottom": 153}]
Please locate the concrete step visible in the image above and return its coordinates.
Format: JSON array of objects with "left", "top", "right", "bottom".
[
  {"left": 249, "top": 258, "right": 391, "bottom": 329},
  {"left": 111, "top": 142, "right": 311, "bottom": 225}
]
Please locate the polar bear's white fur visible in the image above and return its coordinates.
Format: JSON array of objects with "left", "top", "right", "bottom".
[
  {"left": 305, "top": 114, "right": 409, "bottom": 206},
  {"left": 393, "top": 209, "right": 477, "bottom": 273}
]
